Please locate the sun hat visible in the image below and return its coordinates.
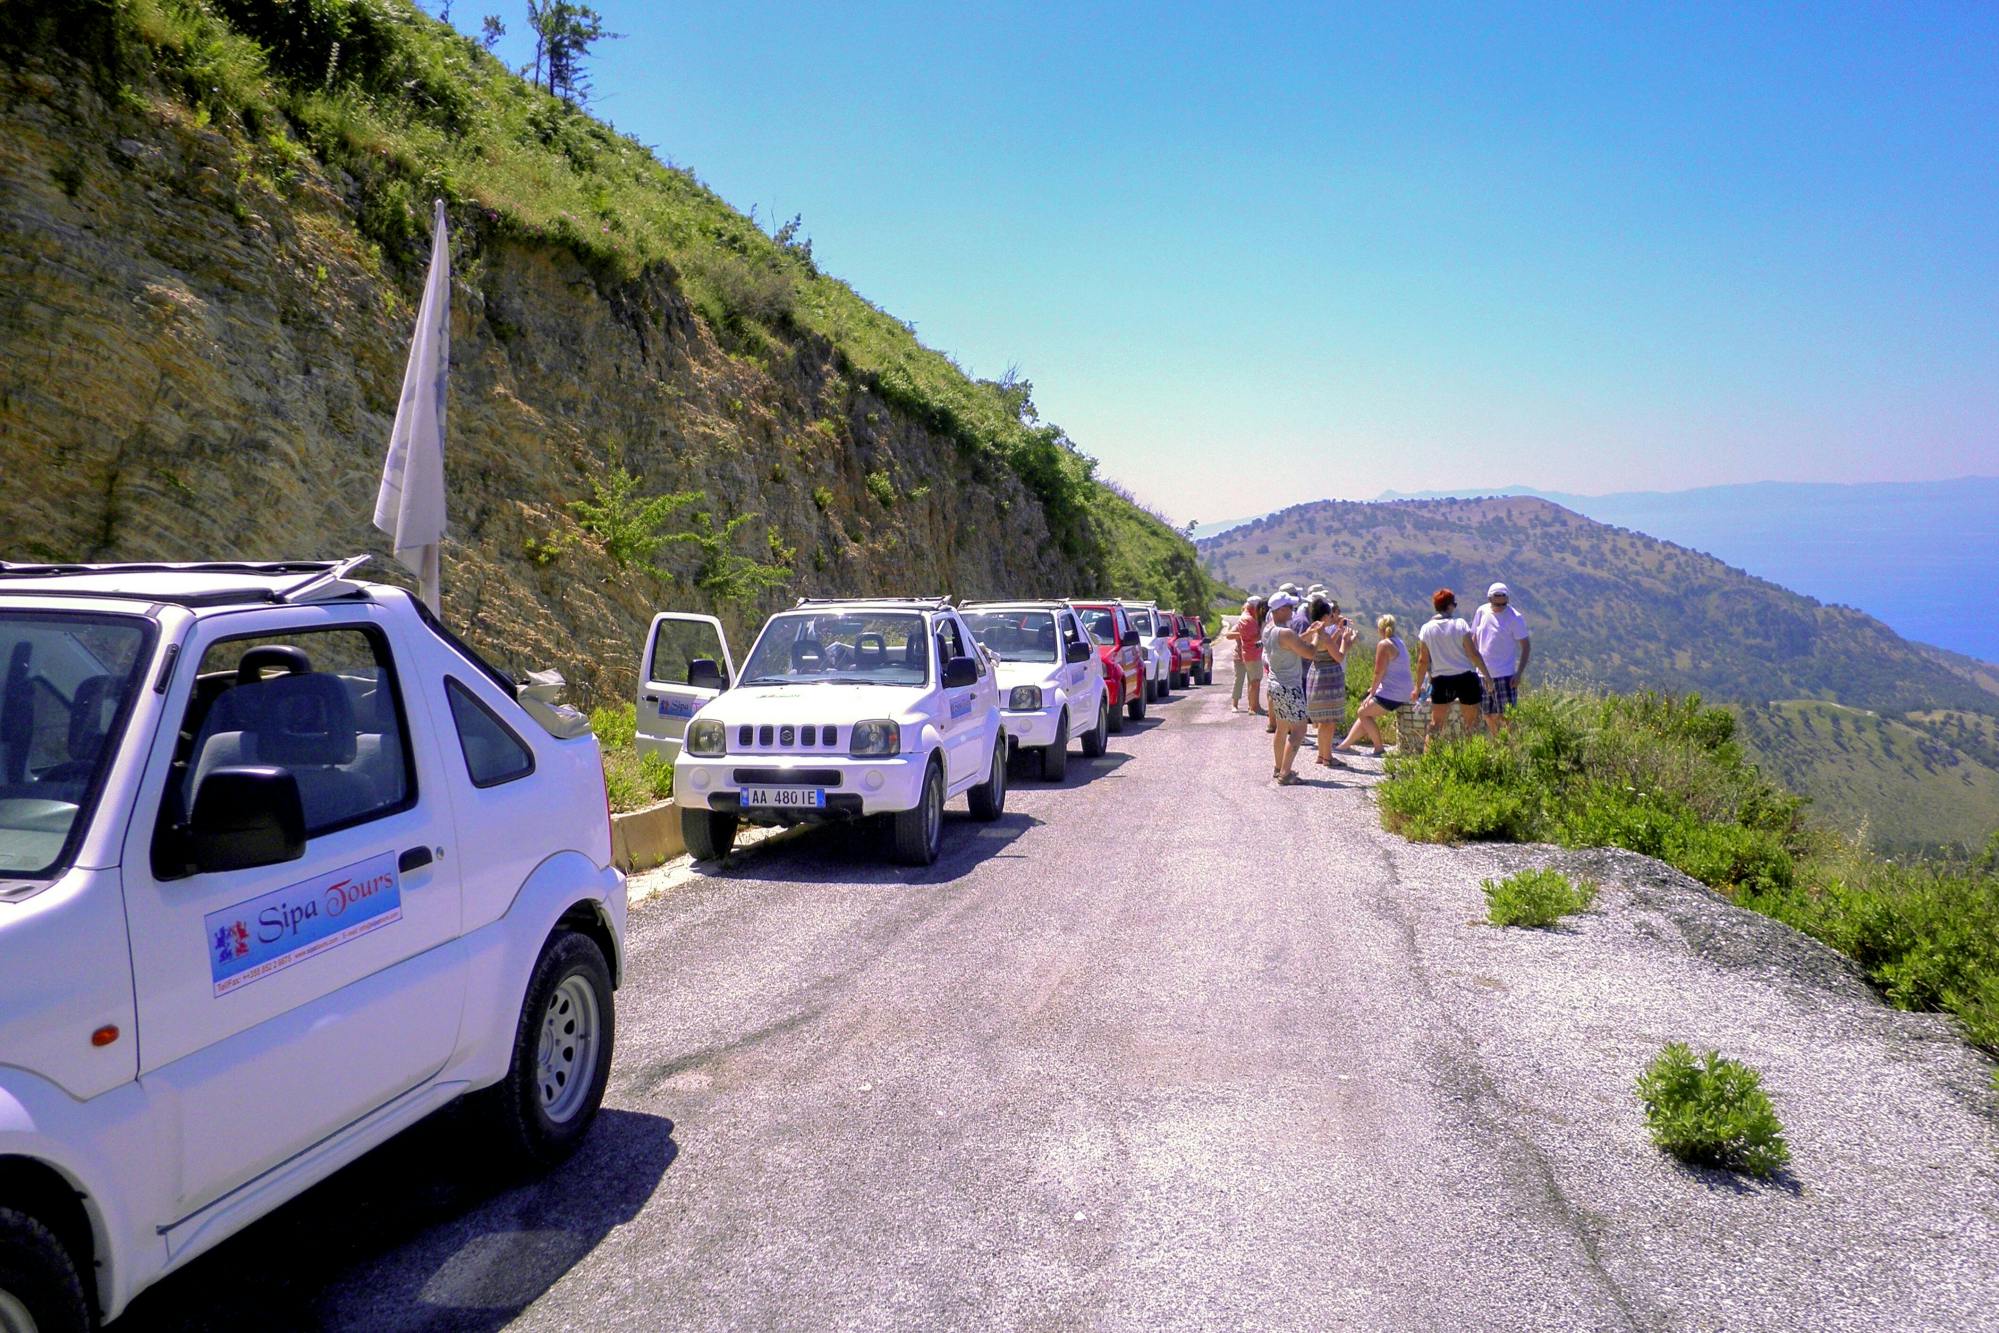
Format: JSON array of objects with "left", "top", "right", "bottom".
[
  {"left": 1269, "top": 591, "right": 1300, "bottom": 612},
  {"left": 1488, "top": 582, "right": 1511, "bottom": 599}
]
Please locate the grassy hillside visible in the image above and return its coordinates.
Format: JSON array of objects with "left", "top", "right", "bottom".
[
  {"left": 0, "top": 0, "right": 1211, "bottom": 689},
  {"left": 1199, "top": 496, "right": 1999, "bottom": 850},
  {"left": 1736, "top": 702, "right": 1999, "bottom": 856}
]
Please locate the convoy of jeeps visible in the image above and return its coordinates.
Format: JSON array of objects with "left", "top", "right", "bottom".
[{"left": 0, "top": 560, "right": 1211, "bottom": 1330}]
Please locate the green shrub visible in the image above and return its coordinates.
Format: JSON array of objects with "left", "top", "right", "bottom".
[
  {"left": 1635, "top": 1043, "right": 1791, "bottom": 1178},
  {"left": 589, "top": 701, "right": 637, "bottom": 750},
  {"left": 1379, "top": 737, "right": 1534, "bottom": 841},
  {"left": 1483, "top": 868, "right": 1598, "bottom": 928},
  {"left": 864, "top": 469, "right": 898, "bottom": 507}
]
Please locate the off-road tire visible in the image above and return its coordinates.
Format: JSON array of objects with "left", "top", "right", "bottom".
[
  {"left": 1107, "top": 686, "right": 1126, "bottom": 733},
  {"left": 474, "top": 932, "right": 616, "bottom": 1170},
  {"left": 892, "top": 760, "right": 944, "bottom": 865},
  {"left": 1082, "top": 697, "right": 1110, "bottom": 756},
  {"left": 0, "top": 1208, "right": 91, "bottom": 1333},
  {"left": 969, "top": 738, "right": 1008, "bottom": 820},
  {"left": 1038, "top": 711, "right": 1069, "bottom": 781},
  {"left": 1128, "top": 685, "right": 1147, "bottom": 722},
  {"left": 682, "top": 808, "right": 738, "bottom": 861}
]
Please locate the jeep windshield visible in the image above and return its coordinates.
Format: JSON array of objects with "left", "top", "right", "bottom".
[
  {"left": 0, "top": 611, "right": 153, "bottom": 878},
  {"left": 964, "top": 610, "right": 1059, "bottom": 664},
  {"left": 738, "top": 611, "right": 930, "bottom": 687}
]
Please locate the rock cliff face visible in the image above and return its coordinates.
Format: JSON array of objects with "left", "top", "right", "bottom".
[{"left": 0, "top": 52, "right": 1080, "bottom": 702}]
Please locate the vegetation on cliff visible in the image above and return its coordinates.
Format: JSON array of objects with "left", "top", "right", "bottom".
[{"left": 0, "top": 0, "right": 1212, "bottom": 696}]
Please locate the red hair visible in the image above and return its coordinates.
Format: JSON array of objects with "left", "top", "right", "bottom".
[{"left": 1432, "top": 588, "right": 1456, "bottom": 613}]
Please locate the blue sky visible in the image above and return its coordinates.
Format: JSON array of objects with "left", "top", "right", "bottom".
[{"left": 460, "top": 2, "right": 1998, "bottom": 525}]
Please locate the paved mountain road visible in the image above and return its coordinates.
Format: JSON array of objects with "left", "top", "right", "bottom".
[{"left": 127, "top": 688, "right": 1999, "bottom": 1331}]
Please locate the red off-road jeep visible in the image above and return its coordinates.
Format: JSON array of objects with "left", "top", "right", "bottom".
[{"left": 1069, "top": 600, "right": 1147, "bottom": 728}]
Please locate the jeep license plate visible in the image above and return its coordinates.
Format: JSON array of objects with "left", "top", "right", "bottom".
[{"left": 743, "top": 786, "right": 826, "bottom": 809}]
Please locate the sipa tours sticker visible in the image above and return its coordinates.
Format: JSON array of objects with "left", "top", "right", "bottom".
[{"left": 204, "top": 850, "right": 403, "bottom": 997}]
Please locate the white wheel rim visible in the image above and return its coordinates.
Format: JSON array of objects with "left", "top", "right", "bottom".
[
  {"left": 0, "top": 1289, "right": 39, "bottom": 1333},
  {"left": 536, "top": 974, "right": 601, "bottom": 1123}
]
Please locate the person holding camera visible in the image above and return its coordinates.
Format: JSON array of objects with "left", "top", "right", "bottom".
[
  {"left": 1303, "top": 595, "right": 1357, "bottom": 767},
  {"left": 1261, "top": 591, "right": 1317, "bottom": 783}
]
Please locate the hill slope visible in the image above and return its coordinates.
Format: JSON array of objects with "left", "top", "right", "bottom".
[
  {"left": 1376, "top": 478, "right": 1999, "bottom": 665},
  {"left": 1200, "top": 496, "right": 1999, "bottom": 852},
  {"left": 0, "top": 0, "right": 1207, "bottom": 700}
]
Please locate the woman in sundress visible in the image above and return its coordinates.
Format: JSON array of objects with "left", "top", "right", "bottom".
[{"left": 1303, "top": 595, "right": 1357, "bottom": 766}]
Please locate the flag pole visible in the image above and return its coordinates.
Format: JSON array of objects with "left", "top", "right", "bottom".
[{"left": 374, "top": 198, "right": 451, "bottom": 616}]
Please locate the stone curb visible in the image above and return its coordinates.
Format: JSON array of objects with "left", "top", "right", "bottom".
[{"left": 610, "top": 798, "right": 684, "bottom": 873}]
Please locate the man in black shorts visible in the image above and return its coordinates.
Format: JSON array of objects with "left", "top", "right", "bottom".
[{"left": 1412, "top": 587, "right": 1495, "bottom": 744}]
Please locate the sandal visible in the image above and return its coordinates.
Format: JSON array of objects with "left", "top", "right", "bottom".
[{"left": 1276, "top": 771, "right": 1300, "bottom": 785}]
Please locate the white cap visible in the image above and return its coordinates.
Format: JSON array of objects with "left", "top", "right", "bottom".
[
  {"left": 1268, "top": 591, "right": 1300, "bottom": 612},
  {"left": 1488, "top": 582, "right": 1511, "bottom": 599}
]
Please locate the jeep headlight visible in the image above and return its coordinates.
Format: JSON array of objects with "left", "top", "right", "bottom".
[
  {"left": 1008, "top": 685, "right": 1043, "bottom": 711},
  {"left": 850, "top": 719, "right": 901, "bottom": 757},
  {"left": 686, "top": 718, "right": 726, "bottom": 757}
]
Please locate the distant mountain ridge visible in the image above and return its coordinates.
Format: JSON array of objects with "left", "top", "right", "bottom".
[
  {"left": 1198, "top": 495, "right": 1999, "bottom": 852},
  {"left": 1372, "top": 477, "right": 1999, "bottom": 666}
]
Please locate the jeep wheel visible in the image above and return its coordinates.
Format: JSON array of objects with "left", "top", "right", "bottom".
[
  {"left": 969, "top": 737, "right": 1007, "bottom": 820},
  {"left": 1128, "top": 684, "right": 1147, "bottom": 722},
  {"left": 1156, "top": 671, "right": 1170, "bottom": 698},
  {"left": 0, "top": 1209, "right": 90, "bottom": 1333},
  {"left": 682, "top": 807, "right": 738, "bottom": 861},
  {"left": 475, "top": 931, "right": 616, "bottom": 1169},
  {"left": 1082, "top": 697, "right": 1109, "bottom": 756},
  {"left": 892, "top": 760, "right": 944, "bottom": 865},
  {"left": 1107, "top": 687, "right": 1126, "bottom": 733},
  {"left": 1039, "top": 710, "right": 1069, "bottom": 781}
]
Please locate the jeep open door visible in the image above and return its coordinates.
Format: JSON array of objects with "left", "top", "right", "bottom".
[{"left": 635, "top": 613, "right": 735, "bottom": 762}]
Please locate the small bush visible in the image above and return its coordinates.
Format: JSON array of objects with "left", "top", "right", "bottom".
[
  {"left": 1379, "top": 737, "right": 1534, "bottom": 841},
  {"left": 864, "top": 468, "right": 897, "bottom": 507},
  {"left": 1483, "top": 868, "right": 1598, "bottom": 928},
  {"left": 589, "top": 701, "right": 637, "bottom": 750},
  {"left": 1635, "top": 1043, "right": 1791, "bottom": 1178}
]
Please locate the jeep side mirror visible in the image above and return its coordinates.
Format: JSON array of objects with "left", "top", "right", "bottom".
[
  {"left": 688, "top": 657, "right": 727, "bottom": 692},
  {"left": 188, "top": 766, "right": 306, "bottom": 874},
  {"left": 941, "top": 656, "right": 979, "bottom": 690},
  {"left": 1121, "top": 630, "right": 1140, "bottom": 647},
  {"left": 1065, "top": 641, "right": 1091, "bottom": 664}
]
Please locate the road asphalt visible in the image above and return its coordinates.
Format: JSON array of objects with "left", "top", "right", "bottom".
[{"left": 126, "top": 685, "right": 1999, "bottom": 1331}]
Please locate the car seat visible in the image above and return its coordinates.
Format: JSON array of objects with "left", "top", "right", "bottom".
[
  {"left": 36, "top": 673, "right": 116, "bottom": 787},
  {"left": 855, "top": 633, "right": 886, "bottom": 669},
  {"left": 245, "top": 673, "right": 373, "bottom": 830}
]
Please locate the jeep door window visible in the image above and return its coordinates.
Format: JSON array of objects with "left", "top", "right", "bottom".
[
  {"left": 965, "top": 611, "right": 1061, "bottom": 664},
  {"left": 163, "top": 627, "right": 416, "bottom": 855},
  {"left": 446, "top": 677, "right": 535, "bottom": 787},
  {"left": 1130, "top": 610, "right": 1154, "bottom": 636},
  {"left": 739, "top": 612, "right": 929, "bottom": 686},
  {"left": 1083, "top": 610, "right": 1119, "bottom": 646},
  {"left": 1060, "top": 613, "right": 1087, "bottom": 651},
  {"left": 648, "top": 618, "right": 729, "bottom": 686},
  {"left": 0, "top": 611, "right": 152, "bottom": 877},
  {"left": 935, "top": 619, "right": 970, "bottom": 676}
]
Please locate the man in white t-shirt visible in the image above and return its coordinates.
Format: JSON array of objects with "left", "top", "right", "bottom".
[{"left": 1472, "top": 582, "right": 1531, "bottom": 735}]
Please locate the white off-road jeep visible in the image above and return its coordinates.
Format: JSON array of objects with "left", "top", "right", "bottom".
[
  {"left": 1123, "top": 601, "right": 1174, "bottom": 703},
  {"left": 960, "top": 601, "right": 1109, "bottom": 781},
  {"left": 0, "top": 560, "right": 625, "bottom": 1331},
  {"left": 669, "top": 598, "right": 1009, "bottom": 866}
]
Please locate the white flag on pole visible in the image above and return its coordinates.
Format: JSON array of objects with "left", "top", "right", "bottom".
[{"left": 374, "top": 198, "right": 450, "bottom": 613}]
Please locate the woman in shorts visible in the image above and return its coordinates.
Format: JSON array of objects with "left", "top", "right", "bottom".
[
  {"left": 1261, "top": 592, "right": 1316, "bottom": 783},
  {"left": 1335, "top": 614, "right": 1412, "bottom": 756},
  {"left": 1413, "top": 588, "right": 1494, "bottom": 745}
]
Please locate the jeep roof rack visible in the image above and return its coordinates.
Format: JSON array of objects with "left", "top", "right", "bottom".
[
  {"left": 792, "top": 595, "right": 954, "bottom": 609},
  {"left": 0, "top": 556, "right": 372, "bottom": 607}
]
